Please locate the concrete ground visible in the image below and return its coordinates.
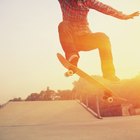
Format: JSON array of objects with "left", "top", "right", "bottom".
[{"left": 0, "top": 100, "right": 140, "bottom": 140}]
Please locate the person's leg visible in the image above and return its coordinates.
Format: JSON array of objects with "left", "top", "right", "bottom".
[
  {"left": 58, "top": 22, "right": 79, "bottom": 66},
  {"left": 75, "top": 32, "right": 119, "bottom": 81}
]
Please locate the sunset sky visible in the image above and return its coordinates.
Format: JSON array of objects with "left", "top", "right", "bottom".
[{"left": 0, "top": 0, "right": 140, "bottom": 103}]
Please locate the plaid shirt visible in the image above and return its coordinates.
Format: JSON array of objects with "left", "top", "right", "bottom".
[{"left": 58, "top": 0, "right": 126, "bottom": 25}]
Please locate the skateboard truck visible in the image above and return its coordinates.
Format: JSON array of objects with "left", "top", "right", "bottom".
[{"left": 103, "top": 91, "right": 114, "bottom": 103}]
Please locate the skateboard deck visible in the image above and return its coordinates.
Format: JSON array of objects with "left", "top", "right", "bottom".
[{"left": 57, "top": 53, "right": 127, "bottom": 103}]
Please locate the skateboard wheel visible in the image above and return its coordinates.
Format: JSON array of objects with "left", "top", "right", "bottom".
[
  {"left": 65, "top": 70, "right": 74, "bottom": 77},
  {"left": 107, "top": 97, "right": 114, "bottom": 103}
]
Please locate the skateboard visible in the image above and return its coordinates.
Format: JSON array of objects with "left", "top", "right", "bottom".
[{"left": 57, "top": 53, "right": 127, "bottom": 103}]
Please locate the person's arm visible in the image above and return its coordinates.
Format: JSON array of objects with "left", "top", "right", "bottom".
[
  {"left": 58, "top": 0, "right": 63, "bottom": 3},
  {"left": 84, "top": 0, "right": 139, "bottom": 20}
]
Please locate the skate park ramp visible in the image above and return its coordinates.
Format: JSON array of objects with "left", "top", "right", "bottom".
[{"left": 0, "top": 100, "right": 140, "bottom": 140}]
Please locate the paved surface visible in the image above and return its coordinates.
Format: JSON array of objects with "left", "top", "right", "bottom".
[{"left": 0, "top": 100, "right": 140, "bottom": 140}]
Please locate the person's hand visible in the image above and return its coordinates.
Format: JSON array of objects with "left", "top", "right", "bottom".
[{"left": 124, "top": 11, "right": 140, "bottom": 20}]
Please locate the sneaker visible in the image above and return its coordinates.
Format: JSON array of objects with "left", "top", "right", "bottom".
[
  {"left": 103, "top": 75, "right": 120, "bottom": 82},
  {"left": 68, "top": 54, "right": 79, "bottom": 66}
]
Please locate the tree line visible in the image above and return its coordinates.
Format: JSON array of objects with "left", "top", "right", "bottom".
[{"left": 9, "top": 74, "right": 140, "bottom": 108}]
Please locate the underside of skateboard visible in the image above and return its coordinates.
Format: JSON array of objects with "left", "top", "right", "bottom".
[
  {"left": 57, "top": 53, "right": 126, "bottom": 104},
  {"left": 103, "top": 91, "right": 114, "bottom": 103},
  {"left": 65, "top": 68, "right": 115, "bottom": 103}
]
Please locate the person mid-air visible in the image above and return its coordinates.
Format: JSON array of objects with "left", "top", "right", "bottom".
[{"left": 58, "top": 0, "right": 139, "bottom": 81}]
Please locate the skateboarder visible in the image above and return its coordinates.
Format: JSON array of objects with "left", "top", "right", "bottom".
[{"left": 58, "top": 0, "right": 139, "bottom": 81}]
